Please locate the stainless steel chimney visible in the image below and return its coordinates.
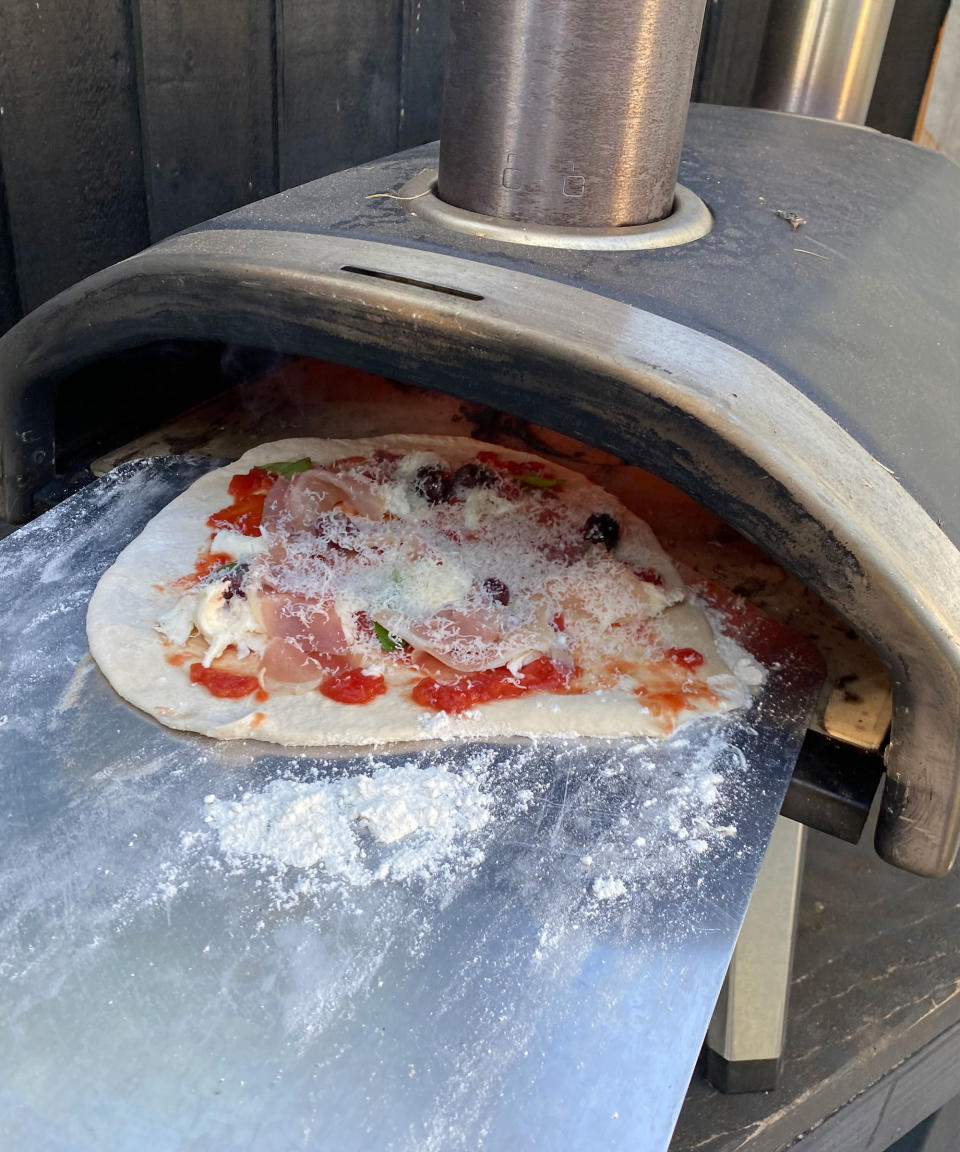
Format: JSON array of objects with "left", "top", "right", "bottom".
[
  {"left": 437, "top": 0, "right": 708, "bottom": 228},
  {"left": 752, "top": 0, "right": 896, "bottom": 125}
]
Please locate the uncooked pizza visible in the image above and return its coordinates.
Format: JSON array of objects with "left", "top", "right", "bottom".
[{"left": 87, "top": 436, "right": 763, "bottom": 746}]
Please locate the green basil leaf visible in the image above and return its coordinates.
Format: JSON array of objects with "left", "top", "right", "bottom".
[
  {"left": 374, "top": 621, "right": 401, "bottom": 652},
  {"left": 263, "top": 457, "right": 313, "bottom": 477},
  {"left": 517, "top": 473, "right": 563, "bottom": 488}
]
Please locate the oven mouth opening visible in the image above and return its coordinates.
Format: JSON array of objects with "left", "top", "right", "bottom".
[
  {"left": 397, "top": 171, "right": 714, "bottom": 252},
  {"left": 48, "top": 345, "right": 890, "bottom": 798}
]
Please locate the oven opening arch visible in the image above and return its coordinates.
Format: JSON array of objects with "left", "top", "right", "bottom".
[{"left": 0, "top": 229, "right": 958, "bottom": 879}]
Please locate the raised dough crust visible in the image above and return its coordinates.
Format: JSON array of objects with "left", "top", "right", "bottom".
[{"left": 87, "top": 436, "right": 747, "bottom": 747}]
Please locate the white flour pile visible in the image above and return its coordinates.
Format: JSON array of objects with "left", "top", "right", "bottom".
[
  {"left": 591, "top": 875, "right": 628, "bottom": 901},
  {"left": 205, "top": 761, "right": 492, "bottom": 887},
  {"left": 185, "top": 724, "right": 752, "bottom": 933}
]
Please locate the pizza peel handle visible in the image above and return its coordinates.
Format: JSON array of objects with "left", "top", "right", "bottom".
[{"left": 0, "top": 458, "right": 822, "bottom": 1152}]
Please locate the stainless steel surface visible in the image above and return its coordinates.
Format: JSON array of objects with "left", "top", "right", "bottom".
[
  {"left": 707, "top": 817, "right": 807, "bottom": 1084},
  {"left": 0, "top": 458, "right": 820, "bottom": 1151},
  {"left": 401, "top": 170, "right": 712, "bottom": 249},
  {"left": 752, "top": 0, "right": 896, "bottom": 125},
  {"left": 438, "top": 0, "right": 707, "bottom": 227}
]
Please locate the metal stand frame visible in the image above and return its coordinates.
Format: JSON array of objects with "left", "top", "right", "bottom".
[{"left": 706, "top": 816, "right": 808, "bottom": 1092}]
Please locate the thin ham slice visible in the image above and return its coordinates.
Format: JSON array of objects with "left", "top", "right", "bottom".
[
  {"left": 260, "top": 476, "right": 291, "bottom": 534},
  {"left": 407, "top": 649, "right": 461, "bottom": 683},
  {"left": 258, "top": 591, "right": 349, "bottom": 653},
  {"left": 262, "top": 468, "right": 385, "bottom": 535},
  {"left": 252, "top": 473, "right": 363, "bottom": 688},
  {"left": 259, "top": 637, "right": 326, "bottom": 691},
  {"left": 393, "top": 605, "right": 509, "bottom": 673},
  {"left": 259, "top": 637, "right": 355, "bottom": 693}
]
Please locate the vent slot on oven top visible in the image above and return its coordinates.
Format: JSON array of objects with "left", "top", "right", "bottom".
[{"left": 340, "top": 266, "right": 484, "bottom": 301}]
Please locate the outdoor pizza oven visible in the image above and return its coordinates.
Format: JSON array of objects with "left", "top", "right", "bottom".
[
  {"left": 1, "top": 2, "right": 960, "bottom": 1145},
  {"left": 3, "top": 72, "right": 959, "bottom": 887}
]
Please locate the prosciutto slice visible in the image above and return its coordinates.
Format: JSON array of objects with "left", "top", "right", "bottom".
[
  {"left": 257, "top": 590, "right": 349, "bottom": 654},
  {"left": 392, "top": 605, "right": 505, "bottom": 673},
  {"left": 259, "top": 637, "right": 326, "bottom": 690},
  {"left": 259, "top": 637, "right": 355, "bottom": 692},
  {"left": 261, "top": 468, "right": 385, "bottom": 535}
]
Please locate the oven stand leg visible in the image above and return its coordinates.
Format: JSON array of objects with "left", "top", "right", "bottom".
[{"left": 705, "top": 815, "right": 807, "bottom": 1093}]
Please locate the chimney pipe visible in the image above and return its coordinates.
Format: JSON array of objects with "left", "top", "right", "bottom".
[
  {"left": 752, "top": 0, "right": 896, "bottom": 126},
  {"left": 437, "top": 0, "right": 708, "bottom": 229}
]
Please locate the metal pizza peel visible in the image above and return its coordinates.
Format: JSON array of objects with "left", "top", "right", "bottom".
[{"left": 0, "top": 458, "right": 822, "bottom": 1152}]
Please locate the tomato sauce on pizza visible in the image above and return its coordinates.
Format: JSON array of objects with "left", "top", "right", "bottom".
[{"left": 149, "top": 438, "right": 757, "bottom": 735}]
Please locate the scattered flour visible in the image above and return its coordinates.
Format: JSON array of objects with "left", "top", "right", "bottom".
[
  {"left": 201, "top": 732, "right": 746, "bottom": 918},
  {"left": 591, "top": 876, "right": 627, "bottom": 901},
  {"left": 207, "top": 762, "right": 492, "bottom": 887},
  {"left": 54, "top": 652, "right": 96, "bottom": 713}
]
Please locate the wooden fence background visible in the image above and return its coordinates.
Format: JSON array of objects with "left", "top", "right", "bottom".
[
  {"left": 0, "top": 0, "right": 947, "bottom": 337},
  {"left": 0, "top": 0, "right": 446, "bottom": 334}
]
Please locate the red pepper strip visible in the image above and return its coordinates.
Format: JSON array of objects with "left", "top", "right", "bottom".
[
  {"left": 206, "top": 492, "right": 267, "bottom": 536},
  {"left": 227, "top": 467, "right": 274, "bottom": 501}
]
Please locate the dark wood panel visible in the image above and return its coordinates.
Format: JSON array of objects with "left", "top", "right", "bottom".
[
  {"left": 694, "top": 0, "right": 775, "bottom": 107},
  {"left": 918, "top": 1094, "right": 960, "bottom": 1152},
  {"left": 796, "top": 1023, "right": 960, "bottom": 1151},
  {"left": 277, "top": 0, "right": 403, "bottom": 188},
  {"left": 0, "top": 0, "right": 149, "bottom": 312},
  {"left": 133, "top": 0, "right": 277, "bottom": 241},
  {"left": 867, "top": 0, "right": 951, "bottom": 139},
  {"left": 400, "top": 0, "right": 446, "bottom": 148},
  {"left": 0, "top": 154, "right": 23, "bottom": 335}
]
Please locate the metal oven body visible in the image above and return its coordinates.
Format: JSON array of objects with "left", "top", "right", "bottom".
[{"left": 2, "top": 104, "right": 959, "bottom": 878}]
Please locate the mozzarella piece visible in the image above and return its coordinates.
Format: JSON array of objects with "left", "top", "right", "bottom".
[
  {"left": 210, "top": 529, "right": 268, "bottom": 561},
  {"left": 156, "top": 591, "right": 200, "bottom": 647},
  {"left": 395, "top": 451, "right": 444, "bottom": 481},
  {"left": 505, "top": 650, "right": 541, "bottom": 675},
  {"left": 194, "top": 582, "right": 267, "bottom": 666},
  {"left": 381, "top": 483, "right": 412, "bottom": 518}
]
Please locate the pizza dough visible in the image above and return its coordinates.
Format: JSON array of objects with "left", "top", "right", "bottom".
[{"left": 87, "top": 436, "right": 759, "bottom": 747}]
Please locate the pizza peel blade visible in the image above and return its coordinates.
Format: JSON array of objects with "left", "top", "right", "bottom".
[{"left": 0, "top": 458, "right": 822, "bottom": 1152}]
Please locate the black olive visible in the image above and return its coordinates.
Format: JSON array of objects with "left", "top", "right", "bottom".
[
  {"left": 452, "top": 461, "right": 497, "bottom": 491},
  {"left": 583, "top": 512, "right": 620, "bottom": 550},
  {"left": 483, "top": 577, "right": 510, "bottom": 605},
  {"left": 414, "top": 464, "right": 453, "bottom": 505},
  {"left": 222, "top": 562, "right": 249, "bottom": 601}
]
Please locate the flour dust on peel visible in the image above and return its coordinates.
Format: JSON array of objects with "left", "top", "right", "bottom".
[{"left": 205, "top": 760, "right": 493, "bottom": 888}]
